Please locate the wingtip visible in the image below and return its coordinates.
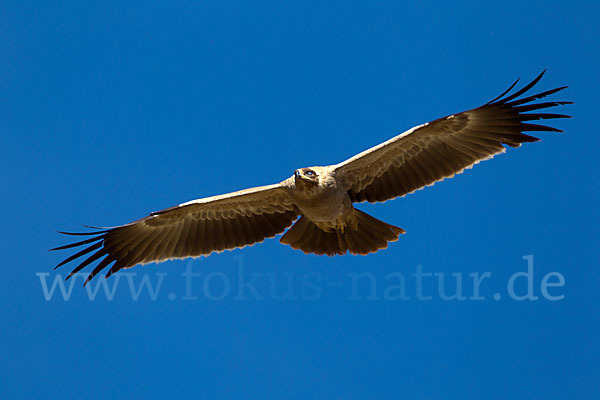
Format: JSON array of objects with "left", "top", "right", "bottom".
[
  {"left": 50, "top": 244, "right": 68, "bottom": 252},
  {"left": 487, "top": 76, "right": 520, "bottom": 104},
  {"left": 83, "top": 273, "right": 101, "bottom": 286},
  {"left": 553, "top": 85, "right": 568, "bottom": 93},
  {"left": 82, "top": 224, "right": 112, "bottom": 230},
  {"left": 57, "top": 229, "right": 110, "bottom": 236}
]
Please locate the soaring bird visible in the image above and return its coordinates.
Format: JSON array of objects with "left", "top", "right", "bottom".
[{"left": 53, "top": 71, "right": 571, "bottom": 284}]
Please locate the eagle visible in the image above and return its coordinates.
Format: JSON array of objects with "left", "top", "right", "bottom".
[{"left": 53, "top": 71, "right": 571, "bottom": 284}]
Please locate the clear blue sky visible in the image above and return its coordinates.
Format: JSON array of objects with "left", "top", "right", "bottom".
[{"left": 1, "top": 1, "right": 598, "bottom": 399}]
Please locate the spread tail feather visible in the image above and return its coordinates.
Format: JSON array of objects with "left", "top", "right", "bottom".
[{"left": 280, "top": 209, "right": 404, "bottom": 256}]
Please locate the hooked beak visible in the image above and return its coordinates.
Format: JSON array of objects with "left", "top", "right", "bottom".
[{"left": 294, "top": 170, "right": 301, "bottom": 179}]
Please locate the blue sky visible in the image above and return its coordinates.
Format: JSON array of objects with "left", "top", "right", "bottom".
[{"left": 1, "top": 1, "right": 599, "bottom": 399}]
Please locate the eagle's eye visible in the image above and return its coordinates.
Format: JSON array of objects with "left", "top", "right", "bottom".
[{"left": 304, "top": 170, "right": 316, "bottom": 177}]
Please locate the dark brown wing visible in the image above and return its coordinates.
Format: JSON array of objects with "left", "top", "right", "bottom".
[
  {"left": 334, "top": 70, "right": 571, "bottom": 203},
  {"left": 52, "top": 184, "right": 299, "bottom": 284}
]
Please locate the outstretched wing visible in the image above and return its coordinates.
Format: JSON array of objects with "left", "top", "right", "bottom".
[
  {"left": 335, "top": 70, "right": 571, "bottom": 203},
  {"left": 52, "top": 184, "right": 299, "bottom": 284}
]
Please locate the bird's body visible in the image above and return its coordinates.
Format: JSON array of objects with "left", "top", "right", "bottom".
[
  {"left": 53, "top": 71, "right": 571, "bottom": 284},
  {"left": 283, "top": 167, "right": 353, "bottom": 232}
]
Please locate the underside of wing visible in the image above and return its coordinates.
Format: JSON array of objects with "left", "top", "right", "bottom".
[
  {"left": 52, "top": 184, "right": 299, "bottom": 284},
  {"left": 335, "top": 70, "right": 571, "bottom": 203}
]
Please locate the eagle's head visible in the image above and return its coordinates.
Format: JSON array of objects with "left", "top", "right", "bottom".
[
  {"left": 291, "top": 166, "right": 336, "bottom": 196},
  {"left": 293, "top": 167, "right": 321, "bottom": 192},
  {"left": 295, "top": 168, "right": 318, "bottom": 181}
]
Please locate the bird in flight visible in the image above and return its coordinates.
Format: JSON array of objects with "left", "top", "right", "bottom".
[{"left": 53, "top": 71, "right": 571, "bottom": 285}]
